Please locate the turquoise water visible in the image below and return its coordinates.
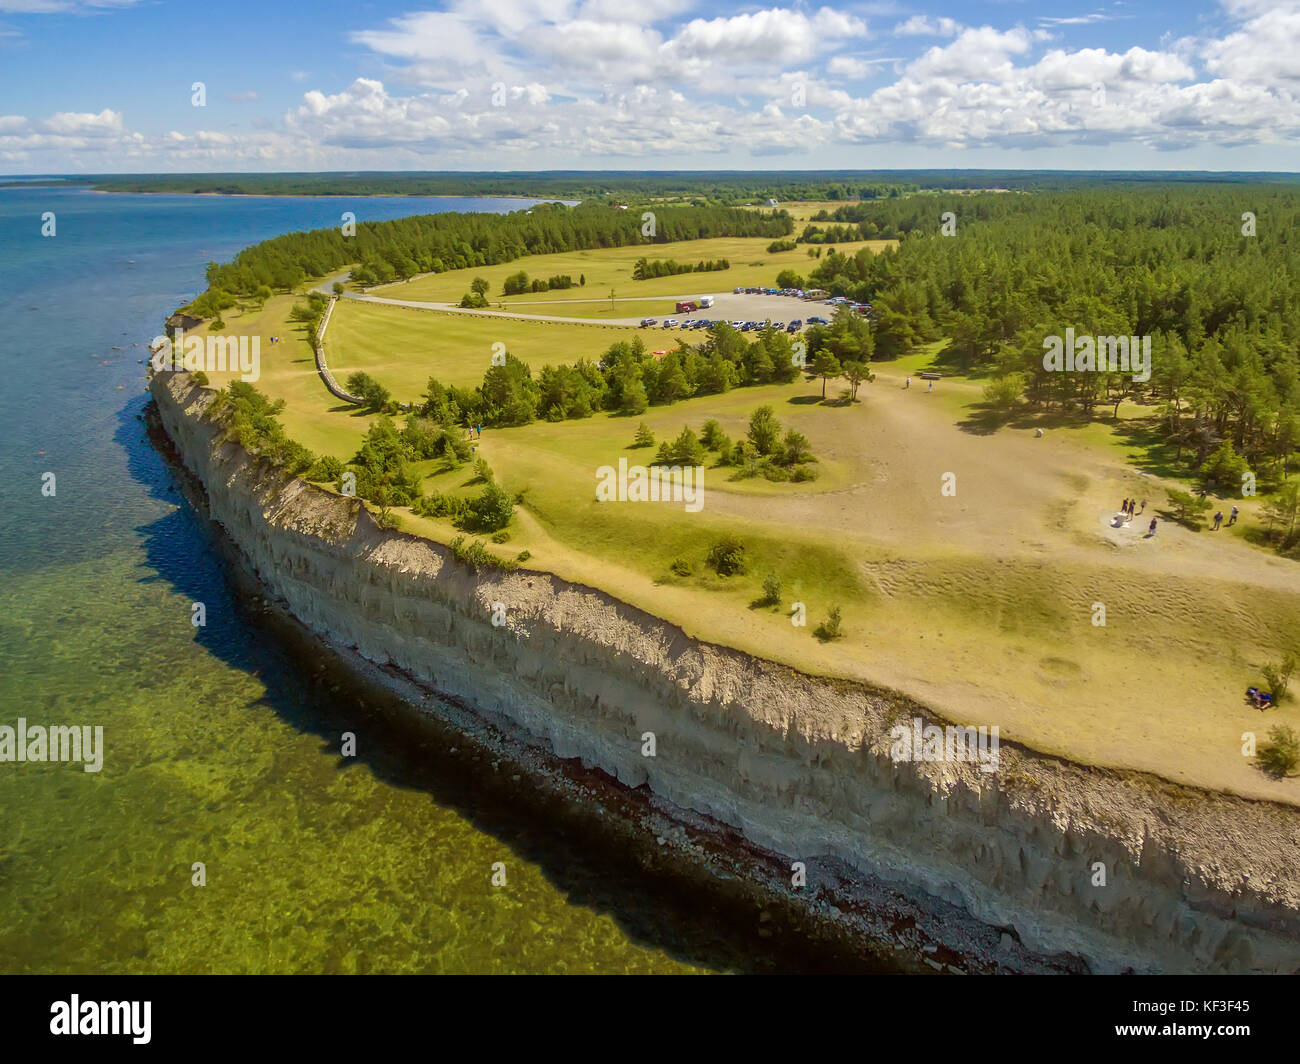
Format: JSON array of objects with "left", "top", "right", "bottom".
[{"left": 0, "top": 187, "right": 871, "bottom": 974}]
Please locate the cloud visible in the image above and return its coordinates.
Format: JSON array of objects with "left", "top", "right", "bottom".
[
  {"left": 1203, "top": 4, "right": 1300, "bottom": 83},
  {"left": 11, "top": 0, "right": 1300, "bottom": 168},
  {"left": 0, "top": 0, "right": 139, "bottom": 12},
  {"left": 43, "top": 108, "right": 123, "bottom": 135},
  {"left": 893, "top": 15, "right": 961, "bottom": 37}
]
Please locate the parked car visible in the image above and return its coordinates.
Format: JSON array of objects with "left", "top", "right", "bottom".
[
  {"left": 663, "top": 318, "right": 679, "bottom": 328},
  {"left": 640, "top": 318, "right": 657, "bottom": 327},
  {"left": 806, "top": 315, "right": 827, "bottom": 325}
]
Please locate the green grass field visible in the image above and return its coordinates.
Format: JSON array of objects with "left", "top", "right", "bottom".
[
  {"left": 326, "top": 301, "right": 701, "bottom": 401},
  {"left": 383, "top": 236, "right": 893, "bottom": 304},
  {"left": 184, "top": 237, "right": 1300, "bottom": 801}
]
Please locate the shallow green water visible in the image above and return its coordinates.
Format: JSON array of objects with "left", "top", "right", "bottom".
[
  {"left": 0, "top": 544, "right": 717, "bottom": 973},
  {"left": 0, "top": 189, "right": 725, "bottom": 973}
]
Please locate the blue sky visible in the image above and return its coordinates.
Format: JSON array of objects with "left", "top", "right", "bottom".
[{"left": 2, "top": 0, "right": 1299, "bottom": 172}]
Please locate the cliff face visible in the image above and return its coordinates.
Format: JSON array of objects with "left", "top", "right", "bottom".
[{"left": 152, "top": 372, "right": 1300, "bottom": 974}]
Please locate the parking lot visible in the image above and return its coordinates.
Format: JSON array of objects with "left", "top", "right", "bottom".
[{"left": 637, "top": 291, "right": 831, "bottom": 331}]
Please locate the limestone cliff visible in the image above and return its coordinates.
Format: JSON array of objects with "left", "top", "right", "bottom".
[{"left": 151, "top": 371, "right": 1300, "bottom": 974}]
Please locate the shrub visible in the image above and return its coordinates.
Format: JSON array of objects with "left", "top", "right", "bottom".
[
  {"left": 707, "top": 536, "right": 746, "bottom": 576},
  {"left": 632, "top": 422, "right": 656, "bottom": 448},
  {"left": 747, "top": 406, "right": 781, "bottom": 456},
  {"left": 1258, "top": 725, "right": 1300, "bottom": 777},
  {"left": 700, "top": 419, "right": 725, "bottom": 450},
  {"left": 412, "top": 493, "right": 472, "bottom": 522},
  {"left": 468, "top": 481, "right": 514, "bottom": 532},
  {"left": 459, "top": 291, "right": 489, "bottom": 309},
  {"left": 1262, "top": 652, "right": 1298, "bottom": 703},
  {"left": 670, "top": 558, "right": 693, "bottom": 577},
  {"left": 669, "top": 426, "right": 705, "bottom": 466},
  {"left": 1167, "top": 488, "right": 1212, "bottom": 529},
  {"left": 814, "top": 605, "right": 844, "bottom": 641},
  {"left": 449, "top": 535, "right": 495, "bottom": 572},
  {"left": 308, "top": 455, "right": 344, "bottom": 483},
  {"left": 502, "top": 270, "right": 530, "bottom": 296},
  {"left": 516, "top": 550, "right": 532, "bottom": 563},
  {"left": 472, "top": 457, "right": 493, "bottom": 483},
  {"left": 760, "top": 572, "right": 782, "bottom": 607},
  {"left": 191, "top": 370, "right": 210, "bottom": 387},
  {"left": 491, "top": 529, "right": 511, "bottom": 544}
]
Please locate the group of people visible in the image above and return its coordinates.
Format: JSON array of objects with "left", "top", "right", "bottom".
[
  {"left": 1247, "top": 686, "right": 1275, "bottom": 710},
  {"left": 466, "top": 424, "right": 484, "bottom": 440},
  {"left": 1116, "top": 497, "right": 1159, "bottom": 536},
  {"left": 1211, "top": 506, "right": 1240, "bottom": 531}
]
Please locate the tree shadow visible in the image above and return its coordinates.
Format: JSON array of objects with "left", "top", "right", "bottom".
[
  {"left": 1107, "top": 418, "right": 1189, "bottom": 480},
  {"left": 957, "top": 400, "right": 1093, "bottom": 437}
]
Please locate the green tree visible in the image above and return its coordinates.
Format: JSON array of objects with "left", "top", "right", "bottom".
[
  {"left": 810, "top": 350, "right": 841, "bottom": 399},
  {"left": 1263, "top": 480, "right": 1300, "bottom": 547},
  {"left": 746, "top": 406, "right": 782, "bottom": 455},
  {"left": 1200, "top": 441, "right": 1250, "bottom": 495},
  {"left": 983, "top": 373, "right": 1026, "bottom": 416},
  {"left": 345, "top": 371, "right": 391, "bottom": 412},
  {"left": 841, "top": 360, "right": 875, "bottom": 401},
  {"left": 633, "top": 422, "right": 655, "bottom": 448},
  {"left": 1166, "top": 488, "right": 1212, "bottom": 529}
]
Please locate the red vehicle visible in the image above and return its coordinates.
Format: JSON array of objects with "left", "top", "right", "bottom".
[{"left": 675, "top": 300, "right": 698, "bottom": 314}]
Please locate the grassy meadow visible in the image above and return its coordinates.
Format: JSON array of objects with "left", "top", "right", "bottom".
[
  {"left": 383, "top": 236, "right": 893, "bottom": 304},
  {"left": 186, "top": 239, "right": 1300, "bottom": 803}
]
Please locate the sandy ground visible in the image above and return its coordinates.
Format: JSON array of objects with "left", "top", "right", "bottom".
[{"left": 471, "top": 366, "right": 1300, "bottom": 802}]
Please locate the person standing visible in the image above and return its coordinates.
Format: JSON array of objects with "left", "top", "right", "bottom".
[
  {"left": 905, "top": 377, "right": 911, "bottom": 389},
  {"left": 1140, "top": 498, "right": 1147, "bottom": 514},
  {"left": 1229, "top": 505, "right": 1239, "bottom": 526},
  {"left": 928, "top": 379, "right": 933, "bottom": 393},
  {"left": 1213, "top": 510, "right": 1223, "bottom": 530},
  {"left": 1121, "top": 498, "right": 1129, "bottom": 515},
  {"left": 1149, "top": 517, "right": 1158, "bottom": 536}
]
